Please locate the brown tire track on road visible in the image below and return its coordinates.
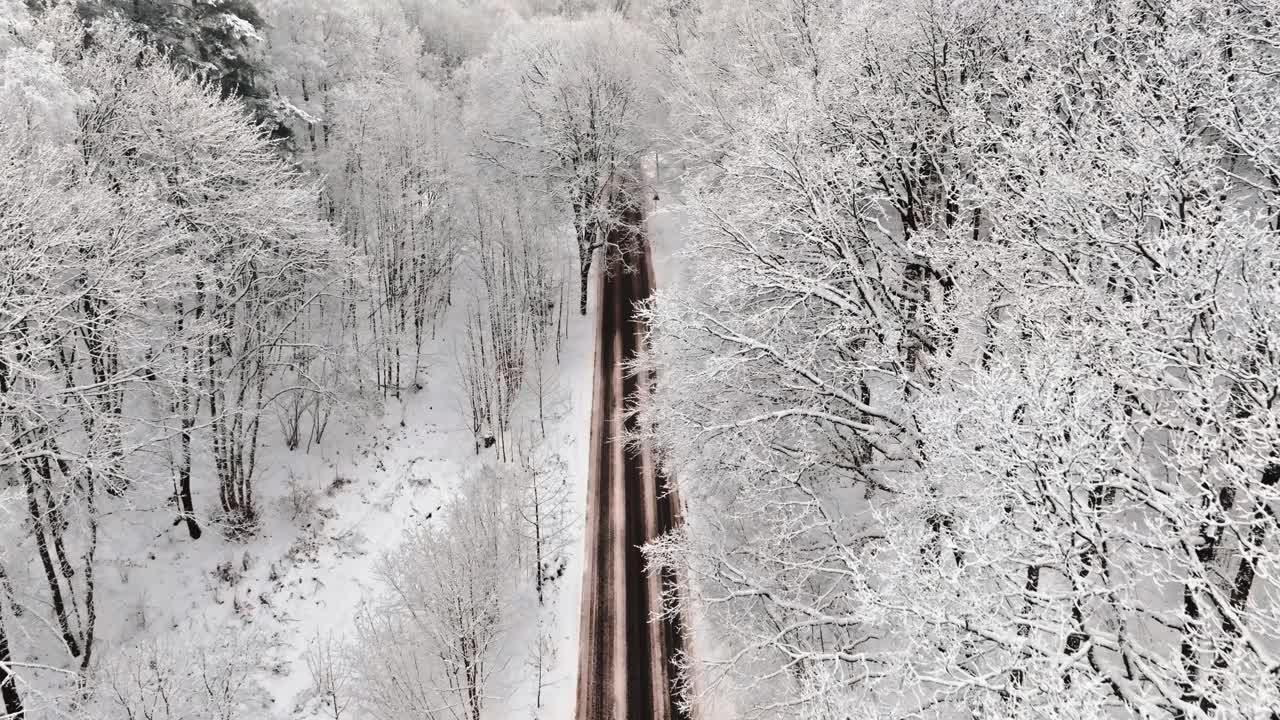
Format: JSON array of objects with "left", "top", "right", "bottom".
[{"left": 575, "top": 188, "right": 691, "bottom": 720}]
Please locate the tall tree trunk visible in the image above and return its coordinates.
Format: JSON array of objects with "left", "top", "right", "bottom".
[
  {"left": 0, "top": 609, "right": 22, "bottom": 720},
  {"left": 23, "top": 468, "right": 80, "bottom": 658},
  {"left": 178, "top": 415, "right": 200, "bottom": 539},
  {"left": 1178, "top": 483, "right": 1235, "bottom": 715},
  {"left": 80, "top": 468, "right": 99, "bottom": 672},
  {"left": 533, "top": 476, "right": 544, "bottom": 605},
  {"left": 1208, "top": 464, "right": 1278, "bottom": 682},
  {"left": 173, "top": 298, "right": 202, "bottom": 540},
  {"left": 579, "top": 250, "right": 592, "bottom": 316},
  {"left": 576, "top": 198, "right": 594, "bottom": 316}
]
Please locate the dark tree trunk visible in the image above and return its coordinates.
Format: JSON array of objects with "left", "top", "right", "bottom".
[
  {"left": 579, "top": 254, "right": 591, "bottom": 316},
  {"left": 0, "top": 611, "right": 21, "bottom": 719},
  {"left": 532, "top": 478, "right": 544, "bottom": 606},
  {"left": 178, "top": 418, "right": 201, "bottom": 540},
  {"left": 172, "top": 297, "right": 201, "bottom": 540},
  {"left": 1009, "top": 563, "right": 1040, "bottom": 689},
  {"left": 1208, "top": 464, "right": 1279, "bottom": 679},
  {"left": 23, "top": 470, "right": 80, "bottom": 658},
  {"left": 575, "top": 189, "right": 596, "bottom": 316},
  {"left": 1178, "top": 483, "right": 1235, "bottom": 715},
  {"left": 80, "top": 469, "right": 98, "bottom": 673}
]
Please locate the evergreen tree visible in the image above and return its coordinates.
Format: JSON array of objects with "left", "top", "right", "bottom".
[{"left": 74, "top": 0, "right": 283, "bottom": 132}]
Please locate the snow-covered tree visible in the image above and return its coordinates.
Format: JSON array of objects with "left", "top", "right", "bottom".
[
  {"left": 0, "top": 47, "right": 102, "bottom": 712},
  {"left": 513, "top": 444, "right": 572, "bottom": 605},
  {"left": 1, "top": 7, "right": 349, "bottom": 708},
  {"left": 354, "top": 465, "right": 521, "bottom": 720},
  {"left": 642, "top": 0, "right": 1280, "bottom": 717},
  {"left": 103, "top": 630, "right": 271, "bottom": 720},
  {"left": 263, "top": 0, "right": 462, "bottom": 402},
  {"left": 305, "top": 631, "right": 354, "bottom": 720},
  {"left": 56, "top": 19, "right": 346, "bottom": 529},
  {"left": 455, "top": 185, "right": 561, "bottom": 458},
  {"left": 467, "top": 12, "right": 660, "bottom": 314},
  {"left": 397, "top": 0, "right": 520, "bottom": 70},
  {"left": 77, "top": 0, "right": 279, "bottom": 126}
]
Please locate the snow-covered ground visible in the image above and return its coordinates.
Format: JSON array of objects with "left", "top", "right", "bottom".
[
  {"left": 33, "top": 284, "right": 600, "bottom": 719},
  {"left": 9, "top": 166, "right": 682, "bottom": 720},
  {"left": 646, "top": 156, "right": 691, "bottom": 291}
]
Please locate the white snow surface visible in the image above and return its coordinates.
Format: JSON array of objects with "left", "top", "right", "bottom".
[
  {"left": 7, "top": 164, "right": 691, "bottom": 720},
  {"left": 45, "top": 289, "right": 598, "bottom": 719},
  {"left": 646, "top": 154, "right": 691, "bottom": 291}
]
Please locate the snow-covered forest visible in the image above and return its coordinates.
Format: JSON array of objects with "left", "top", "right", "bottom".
[{"left": 1, "top": 0, "right": 1278, "bottom": 718}]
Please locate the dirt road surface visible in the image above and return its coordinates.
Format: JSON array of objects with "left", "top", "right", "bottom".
[{"left": 575, "top": 192, "right": 691, "bottom": 720}]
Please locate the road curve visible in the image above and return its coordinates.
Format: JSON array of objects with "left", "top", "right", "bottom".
[{"left": 575, "top": 188, "right": 691, "bottom": 720}]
